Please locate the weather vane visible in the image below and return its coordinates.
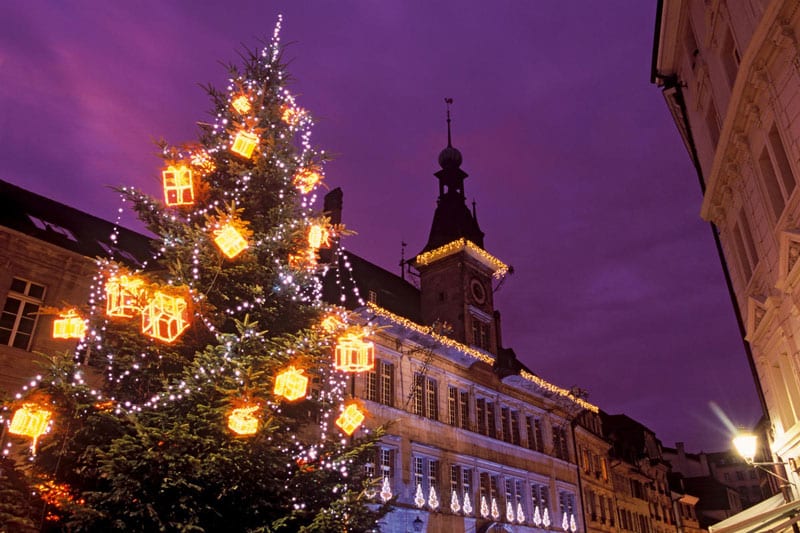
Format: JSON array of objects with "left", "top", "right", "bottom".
[{"left": 445, "top": 97, "right": 453, "bottom": 146}]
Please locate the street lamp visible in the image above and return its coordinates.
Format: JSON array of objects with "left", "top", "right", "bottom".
[
  {"left": 732, "top": 431, "right": 793, "bottom": 485},
  {"left": 412, "top": 515, "right": 424, "bottom": 532}
]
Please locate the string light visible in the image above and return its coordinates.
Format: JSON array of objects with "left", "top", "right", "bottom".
[{"left": 414, "top": 237, "right": 509, "bottom": 278}]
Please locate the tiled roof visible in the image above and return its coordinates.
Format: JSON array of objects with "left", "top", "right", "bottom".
[{"left": 0, "top": 179, "right": 153, "bottom": 267}]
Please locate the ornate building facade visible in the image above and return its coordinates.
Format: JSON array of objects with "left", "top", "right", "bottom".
[{"left": 653, "top": 0, "right": 800, "bottom": 529}]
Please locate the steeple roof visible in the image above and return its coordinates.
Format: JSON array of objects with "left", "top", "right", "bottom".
[{"left": 420, "top": 101, "right": 484, "bottom": 254}]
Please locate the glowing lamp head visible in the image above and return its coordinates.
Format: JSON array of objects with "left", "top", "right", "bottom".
[
  {"left": 105, "top": 275, "right": 143, "bottom": 318},
  {"left": 231, "top": 130, "right": 259, "bottom": 159},
  {"left": 214, "top": 224, "right": 248, "bottom": 259},
  {"left": 335, "top": 403, "right": 365, "bottom": 436},
  {"left": 228, "top": 405, "right": 259, "bottom": 436},
  {"left": 231, "top": 95, "right": 252, "bottom": 114},
  {"left": 274, "top": 366, "right": 309, "bottom": 402},
  {"left": 334, "top": 333, "right": 375, "bottom": 373},
  {"left": 141, "top": 291, "right": 189, "bottom": 343},
  {"left": 293, "top": 168, "right": 322, "bottom": 194},
  {"left": 162, "top": 165, "right": 195, "bottom": 206},
  {"left": 733, "top": 432, "right": 758, "bottom": 462},
  {"left": 52, "top": 310, "right": 86, "bottom": 339}
]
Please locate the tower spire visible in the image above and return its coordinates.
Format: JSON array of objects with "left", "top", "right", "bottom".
[{"left": 445, "top": 97, "right": 453, "bottom": 147}]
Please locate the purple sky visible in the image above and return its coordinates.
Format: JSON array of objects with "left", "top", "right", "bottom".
[{"left": 0, "top": 1, "right": 762, "bottom": 451}]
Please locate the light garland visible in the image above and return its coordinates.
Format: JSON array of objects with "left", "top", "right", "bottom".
[
  {"left": 414, "top": 238, "right": 509, "bottom": 278},
  {"left": 519, "top": 370, "right": 598, "bottom": 413},
  {"left": 367, "top": 303, "right": 494, "bottom": 365}
]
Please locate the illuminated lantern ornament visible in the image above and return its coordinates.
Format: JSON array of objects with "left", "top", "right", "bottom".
[
  {"left": 105, "top": 275, "right": 143, "bottom": 318},
  {"left": 52, "top": 310, "right": 86, "bottom": 339},
  {"left": 308, "top": 224, "right": 331, "bottom": 249},
  {"left": 480, "top": 495, "right": 489, "bottom": 518},
  {"left": 141, "top": 291, "right": 189, "bottom": 343},
  {"left": 335, "top": 403, "right": 365, "bottom": 435},
  {"left": 214, "top": 223, "right": 248, "bottom": 259},
  {"left": 227, "top": 404, "right": 259, "bottom": 436},
  {"left": 543, "top": 508, "right": 551, "bottom": 528},
  {"left": 506, "top": 501, "right": 515, "bottom": 523},
  {"left": 463, "top": 491, "right": 473, "bottom": 515},
  {"left": 9, "top": 403, "right": 52, "bottom": 453},
  {"left": 562, "top": 512, "right": 569, "bottom": 531},
  {"left": 450, "top": 490, "right": 460, "bottom": 513},
  {"left": 288, "top": 249, "right": 318, "bottom": 271},
  {"left": 491, "top": 497, "right": 500, "bottom": 520},
  {"left": 274, "top": 366, "right": 309, "bottom": 402},
  {"left": 533, "top": 506, "right": 542, "bottom": 526},
  {"left": 380, "top": 477, "right": 393, "bottom": 503},
  {"left": 162, "top": 165, "right": 194, "bottom": 206},
  {"left": 428, "top": 486, "right": 439, "bottom": 510},
  {"left": 293, "top": 168, "right": 322, "bottom": 194},
  {"left": 334, "top": 333, "right": 375, "bottom": 373},
  {"left": 570, "top": 513, "right": 577, "bottom": 533},
  {"left": 231, "top": 130, "right": 259, "bottom": 159},
  {"left": 414, "top": 484, "right": 425, "bottom": 508},
  {"left": 517, "top": 502, "right": 525, "bottom": 524},
  {"left": 231, "top": 95, "right": 252, "bottom": 114}
]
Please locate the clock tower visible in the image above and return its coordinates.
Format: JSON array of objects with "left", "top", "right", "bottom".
[{"left": 412, "top": 104, "right": 508, "bottom": 354}]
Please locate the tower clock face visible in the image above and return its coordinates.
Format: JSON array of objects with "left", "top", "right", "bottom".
[{"left": 470, "top": 278, "right": 486, "bottom": 305}]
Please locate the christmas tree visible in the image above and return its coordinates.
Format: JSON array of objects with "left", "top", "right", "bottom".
[{"left": 3, "top": 18, "right": 389, "bottom": 532}]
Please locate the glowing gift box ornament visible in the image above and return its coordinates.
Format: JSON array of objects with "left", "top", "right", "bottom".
[
  {"left": 9, "top": 403, "right": 52, "bottom": 453},
  {"left": 308, "top": 224, "right": 331, "bottom": 249},
  {"left": 231, "top": 130, "right": 259, "bottom": 159},
  {"left": 162, "top": 165, "right": 195, "bottom": 206},
  {"left": 141, "top": 291, "right": 189, "bottom": 343},
  {"left": 231, "top": 95, "right": 252, "bottom": 114},
  {"left": 293, "top": 168, "right": 322, "bottom": 194},
  {"left": 52, "top": 309, "right": 86, "bottom": 339},
  {"left": 335, "top": 403, "right": 365, "bottom": 435},
  {"left": 334, "top": 332, "right": 375, "bottom": 373},
  {"left": 228, "top": 404, "right": 259, "bottom": 436},
  {"left": 274, "top": 366, "right": 309, "bottom": 402},
  {"left": 214, "top": 223, "right": 248, "bottom": 259},
  {"left": 105, "top": 275, "right": 143, "bottom": 318}
]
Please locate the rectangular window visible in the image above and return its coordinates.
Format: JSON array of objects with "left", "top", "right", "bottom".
[
  {"left": 487, "top": 402, "right": 497, "bottom": 439},
  {"left": 501, "top": 407, "right": 511, "bottom": 442},
  {"left": 510, "top": 410, "right": 520, "bottom": 445},
  {"left": 413, "top": 373, "right": 438, "bottom": 420},
  {"left": 526, "top": 416, "right": 544, "bottom": 452},
  {"left": 379, "top": 361, "right": 394, "bottom": 406},
  {"left": 552, "top": 425, "right": 569, "bottom": 461},
  {"left": 0, "top": 278, "right": 46, "bottom": 350},
  {"left": 366, "top": 367, "right": 378, "bottom": 402},
  {"left": 462, "top": 468, "right": 473, "bottom": 510},
  {"left": 471, "top": 318, "right": 490, "bottom": 350},
  {"left": 531, "top": 482, "right": 549, "bottom": 519},
  {"left": 586, "top": 489, "right": 597, "bottom": 521},
  {"left": 769, "top": 125, "right": 797, "bottom": 202},
  {"left": 476, "top": 398, "right": 486, "bottom": 435},
  {"left": 449, "top": 387, "right": 458, "bottom": 426},
  {"left": 413, "top": 374, "right": 425, "bottom": 416},
  {"left": 559, "top": 491, "right": 576, "bottom": 525},
  {"left": 379, "top": 448, "right": 393, "bottom": 481},
  {"left": 459, "top": 391, "right": 469, "bottom": 430},
  {"left": 426, "top": 377, "right": 438, "bottom": 421},
  {"left": 720, "top": 24, "right": 740, "bottom": 87}
]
